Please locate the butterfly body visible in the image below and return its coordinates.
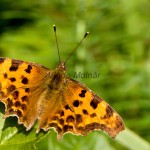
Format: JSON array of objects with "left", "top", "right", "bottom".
[
  {"left": 0, "top": 57, "right": 124, "bottom": 140},
  {"left": 45, "top": 62, "right": 66, "bottom": 91}
]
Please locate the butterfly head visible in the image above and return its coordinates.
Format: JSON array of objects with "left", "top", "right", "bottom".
[{"left": 57, "top": 61, "right": 66, "bottom": 71}]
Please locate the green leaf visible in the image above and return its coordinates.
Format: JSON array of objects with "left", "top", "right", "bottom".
[
  {"left": 116, "top": 128, "right": 150, "bottom": 150},
  {"left": 0, "top": 111, "right": 46, "bottom": 150}
]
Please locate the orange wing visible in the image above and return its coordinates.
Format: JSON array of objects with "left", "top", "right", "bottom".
[
  {"left": 37, "top": 78, "right": 125, "bottom": 140},
  {"left": 65, "top": 79, "right": 125, "bottom": 138},
  {"left": 0, "top": 57, "right": 50, "bottom": 129}
]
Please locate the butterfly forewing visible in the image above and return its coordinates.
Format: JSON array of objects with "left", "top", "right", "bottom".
[{"left": 0, "top": 57, "right": 51, "bottom": 129}]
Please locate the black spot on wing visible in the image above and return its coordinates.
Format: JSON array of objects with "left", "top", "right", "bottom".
[
  {"left": 59, "top": 118, "right": 64, "bottom": 125},
  {"left": 66, "top": 115, "right": 75, "bottom": 122},
  {"left": 3, "top": 73, "right": 8, "bottom": 78},
  {"left": 14, "top": 101, "right": 21, "bottom": 107},
  {"left": 75, "top": 114, "right": 82, "bottom": 124},
  {"left": 0, "top": 58, "right": 5, "bottom": 64},
  {"left": 90, "top": 95, "right": 102, "bottom": 109},
  {"left": 7, "top": 98, "right": 13, "bottom": 107},
  {"left": 7, "top": 85, "right": 16, "bottom": 93},
  {"left": 49, "top": 123, "right": 62, "bottom": 134},
  {"left": 11, "top": 90, "right": 19, "bottom": 99},
  {"left": 25, "top": 88, "right": 30, "bottom": 93},
  {"left": 9, "top": 59, "right": 23, "bottom": 71},
  {"left": 73, "top": 100, "right": 79, "bottom": 107},
  {"left": 16, "top": 110, "right": 22, "bottom": 117},
  {"left": 9, "top": 77, "right": 16, "bottom": 82},
  {"left": 82, "top": 109, "right": 88, "bottom": 115},
  {"left": 63, "top": 125, "right": 73, "bottom": 132},
  {"left": 21, "top": 96, "right": 28, "bottom": 102},
  {"left": 84, "top": 123, "right": 106, "bottom": 132},
  {"left": 0, "top": 91, "right": 5, "bottom": 97},
  {"left": 60, "top": 111, "right": 64, "bottom": 117},
  {"left": 90, "top": 113, "right": 96, "bottom": 118},
  {"left": 79, "top": 90, "right": 87, "bottom": 97},
  {"left": 25, "top": 65, "right": 32, "bottom": 73},
  {"left": 103, "top": 105, "right": 114, "bottom": 119},
  {"left": 22, "top": 77, "right": 28, "bottom": 84},
  {"left": 64, "top": 105, "right": 73, "bottom": 111},
  {"left": 21, "top": 104, "right": 27, "bottom": 111}
]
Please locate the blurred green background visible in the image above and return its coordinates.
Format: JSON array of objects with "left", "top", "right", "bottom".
[{"left": 0, "top": 0, "right": 150, "bottom": 150}]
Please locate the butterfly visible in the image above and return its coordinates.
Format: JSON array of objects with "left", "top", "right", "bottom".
[{"left": 0, "top": 26, "right": 124, "bottom": 140}]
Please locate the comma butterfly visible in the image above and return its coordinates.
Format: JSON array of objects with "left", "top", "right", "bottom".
[{"left": 0, "top": 25, "right": 124, "bottom": 140}]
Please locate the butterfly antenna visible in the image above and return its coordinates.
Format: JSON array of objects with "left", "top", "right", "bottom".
[
  {"left": 64, "top": 31, "right": 89, "bottom": 65},
  {"left": 53, "top": 25, "right": 61, "bottom": 64}
]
